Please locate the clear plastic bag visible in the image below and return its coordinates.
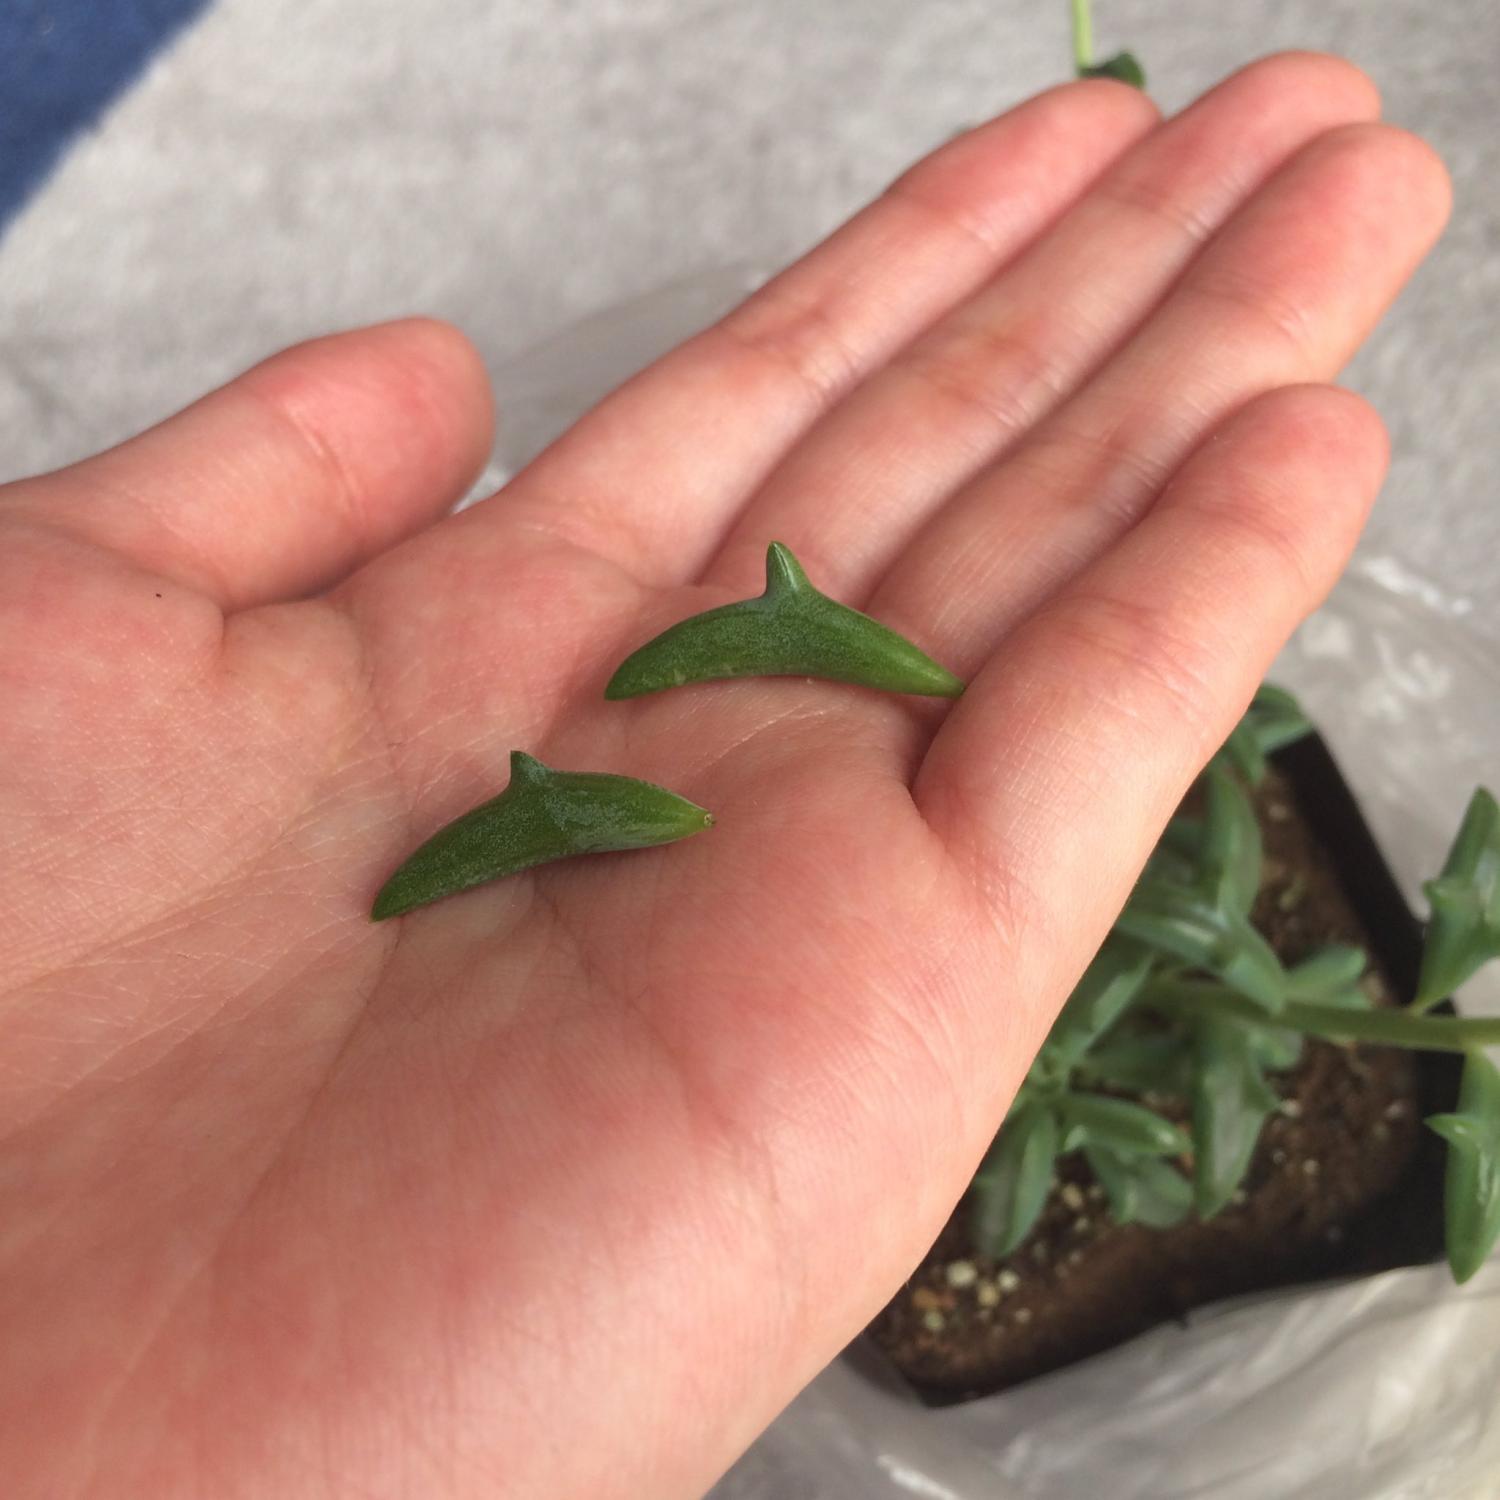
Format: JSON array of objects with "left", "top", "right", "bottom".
[{"left": 484, "top": 271, "right": 1500, "bottom": 1500}]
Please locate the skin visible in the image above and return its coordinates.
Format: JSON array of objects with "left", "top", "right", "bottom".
[{"left": 0, "top": 53, "right": 1451, "bottom": 1500}]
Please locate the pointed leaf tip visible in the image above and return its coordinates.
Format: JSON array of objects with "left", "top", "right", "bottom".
[
  {"left": 370, "top": 887, "right": 400, "bottom": 921},
  {"left": 509, "top": 750, "right": 548, "bottom": 783},
  {"left": 764, "top": 541, "right": 810, "bottom": 597}
]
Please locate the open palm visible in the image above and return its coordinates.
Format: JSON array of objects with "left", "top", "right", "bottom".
[{"left": 0, "top": 55, "right": 1449, "bottom": 1500}]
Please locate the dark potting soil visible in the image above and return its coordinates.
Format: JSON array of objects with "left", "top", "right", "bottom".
[{"left": 867, "top": 763, "right": 1444, "bottom": 1402}]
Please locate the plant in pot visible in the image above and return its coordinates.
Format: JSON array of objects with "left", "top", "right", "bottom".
[
  {"left": 867, "top": 683, "right": 1500, "bottom": 1399},
  {"left": 860, "top": 1, "right": 1500, "bottom": 1409}
]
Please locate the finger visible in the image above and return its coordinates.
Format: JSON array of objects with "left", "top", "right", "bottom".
[
  {"left": 706, "top": 51, "right": 1381, "bottom": 596},
  {"left": 493, "top": 80, "right": 1161, "bottom": 583},
  {"left": 870, "top": 121, "right": 1450, "bottom": 669},
  {"left": 0, "top": 319, "right": 494, "bottom": 611},
  {"left": 916, "top": 384, "right": 1387, "bottom": 1019}
]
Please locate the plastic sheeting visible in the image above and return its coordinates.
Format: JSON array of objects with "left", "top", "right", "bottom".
[{"left": 480, "top": 271, "right": 1500, "bottom": 1500}]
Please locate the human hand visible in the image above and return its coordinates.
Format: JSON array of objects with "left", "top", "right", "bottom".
[{"left": 0, "top": 53, "right": 1449, "bottom": 1500}]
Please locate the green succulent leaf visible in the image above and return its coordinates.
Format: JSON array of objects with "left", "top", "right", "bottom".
[
  {"left": 1287, "top": 945, "right": 1369, "bottom": 998},
  {"left": 1246, "top": 684, "right": 1316, "bottom": 755},
  {"left": 1191, "top": 1016, "right": 1281, "bottom": 1218},
  {"left": 1119, "top": 877, "right": 1286, "bottom": 1011},
  {"left": 1149, "top": 765, "right": 1261, "bottom": 912},
  {"left": 1035, "top": 936, "right": 1154, "bottom": 1077},
  {"left": 1085, "top": 1146, "right": 1193, "bottom": 1228},
  {"left": 604, "top": 542, "right": 964, "bottom": 701},
  {"left": 1415, "top": 787, "right": 1500, "bottom": 1009},
  {"left": 1247, "top": 1023, "right": 1305, "bottom": 1072},
  {"left": 1200, "top": 764, "right": 1264, "bottom": 918},
  {"left": 1215, "top": 683, "right": 1313, "bottom": 786},
  {"left": 1277, "top": 945, "right": 1374, "bottom": 1021},
  {"left": 1153, "top": 814, "right": 1203, "bottom": 878},
  {"left": 1427, "top": 1049, "right": 1500, "bottom": 1284},
  {"left": 1079, "top": 50, "right": 1145, "bottom": 87},
  {"left": 1075, "top": 1028, "right": 1194, "bottom": 1096},
  {"left": 371, "top": 751, "right": 714, "bottom": 920},
  {"left": 1058, "top": 1091, "right": 1191, "bottom": 1158},
  {"left": 971, "top": 1103, "right": 1060, "bottom": 1257},
  {"left": 1219, "top": 721, "right": 1267, "bottom": 786}
]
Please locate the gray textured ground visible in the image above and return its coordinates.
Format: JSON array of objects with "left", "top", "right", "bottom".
[{"left": 2, "top": 0, "right": 1496, "bottom": 634}]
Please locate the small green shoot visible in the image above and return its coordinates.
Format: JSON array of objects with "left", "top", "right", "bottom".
[
  {"left": 1070, "top": 0, "right": 1145, "bottom": 87},
  {"left": 1414, "top": 786, "right": 1500, "bottom": 1011}
]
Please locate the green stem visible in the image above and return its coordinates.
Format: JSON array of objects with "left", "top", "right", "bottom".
[
  {"left": 1071, "top": 0, "right": 1094, "bottom": 71},
  {"left": 1282, "top": 1001, "right": 1500, "bottom": 1051},
  {"left": 1147, "top": 981, "right": 1500, "bottom": 1053}
]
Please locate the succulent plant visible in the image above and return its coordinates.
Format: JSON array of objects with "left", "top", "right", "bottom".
[{"left": 971, "top": 684, "right": 1500, "bottom": 1285}]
